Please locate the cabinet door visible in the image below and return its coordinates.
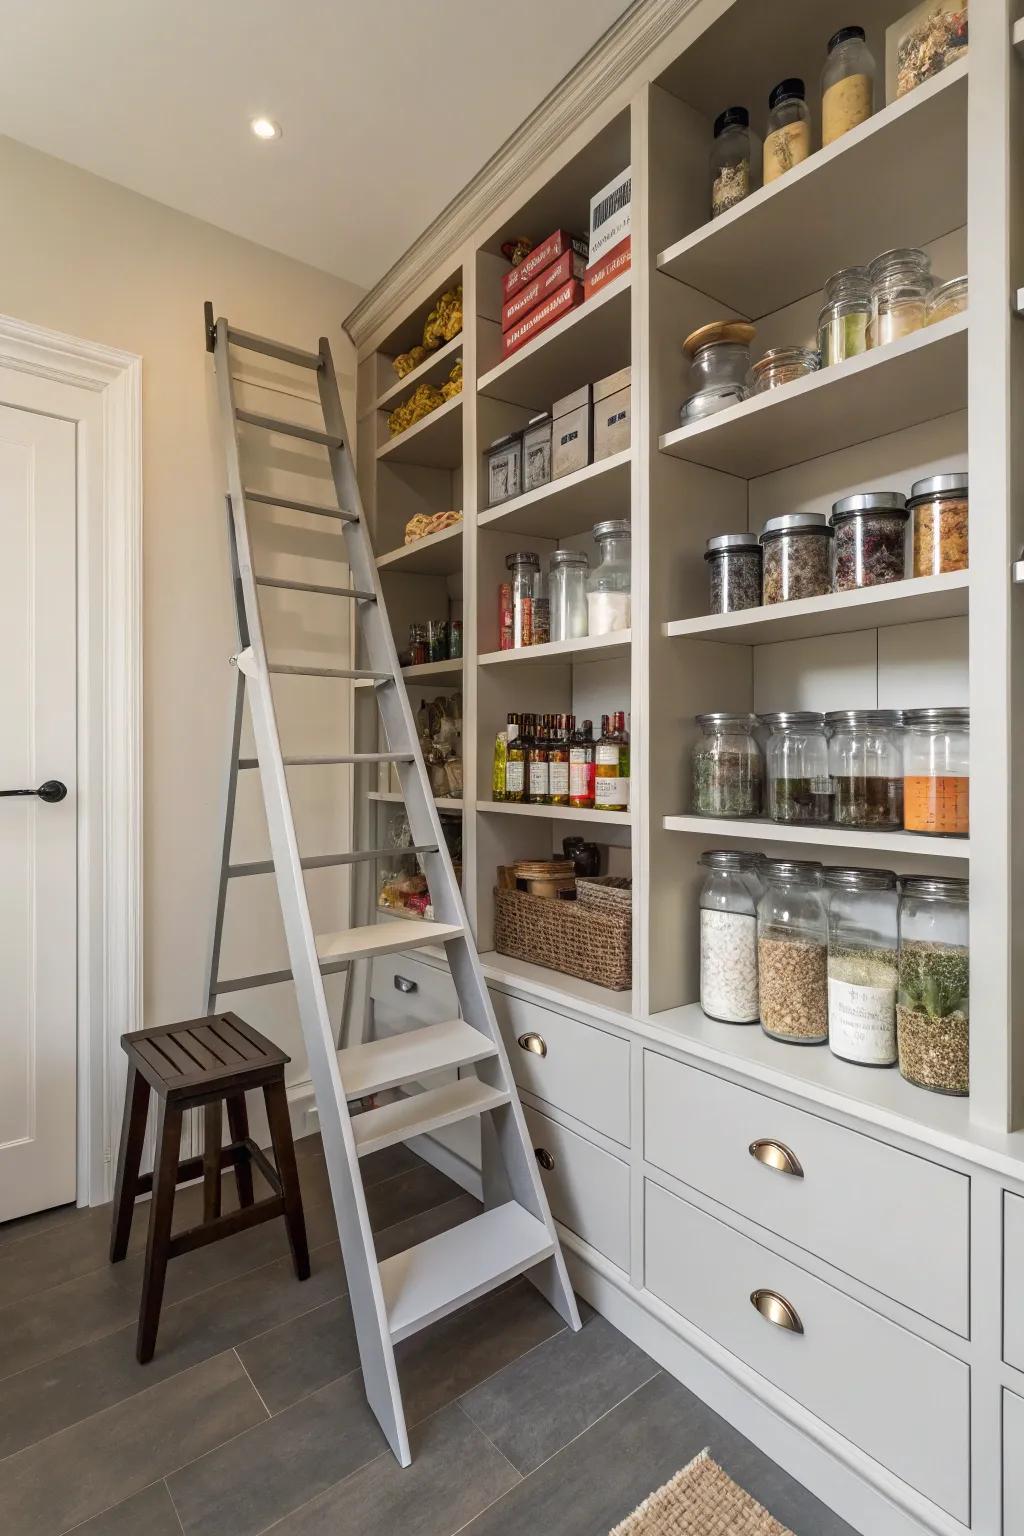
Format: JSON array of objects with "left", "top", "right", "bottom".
[
  {"left": 370, "top": 954, "right": 459, "bottom": 1034},
  {"left": 1005, "top": 1388, "right": 1024, "bottom": 1533},
  {"left": 1003, "top": 1193, "right": 1024, "bottom": 1372}
]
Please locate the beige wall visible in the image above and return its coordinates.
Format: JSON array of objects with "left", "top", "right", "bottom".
[{"left": 0, "top": 134, "right": 365, "bottom": 1069}]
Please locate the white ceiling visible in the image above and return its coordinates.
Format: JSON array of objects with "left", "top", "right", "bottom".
[{"left": 1, "top": 0, "right": 633, "bottom": 291}]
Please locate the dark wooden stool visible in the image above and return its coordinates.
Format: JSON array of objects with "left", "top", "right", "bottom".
[{"left": 109, "top": 1011, "right": 310, "bottom": 1362}]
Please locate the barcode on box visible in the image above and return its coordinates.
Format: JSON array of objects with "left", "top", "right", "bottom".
[
  {"left": 589, "top": 167, "right": 632, "bottom": 266},
  {"left": 593, "top": 177, "right": 631, "bottom": 231}
]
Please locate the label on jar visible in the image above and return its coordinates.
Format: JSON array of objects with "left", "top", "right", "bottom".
[
  {"left": 528, "top": 760, "right": 549, "bottom": 798},
  {"left": 827, "top": 977, "right": 897, "bottom": 1064},
  {"left": 549, "top": 761, "right": 569, "bottom": 797},
  {"left": 569, "top": 753, "right": 591, "bottom": 797},
  {"left": 594, "top": 776, "right": 627, "bottom": 808},
  {"left": 505, "top": 760, "right": 524, "bottom": 794}
]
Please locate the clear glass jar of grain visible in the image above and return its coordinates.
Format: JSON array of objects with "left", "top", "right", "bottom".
[
  {"left": 709, "top": 106, "right": 758, "bottom": 219},
  {"left": 757, "top": 861, "right": 828, "bottom": 1044},
  {"left": 821, "top": 26, "right": 876, "bottom": 146},
  {"left": 823, "top": 867, "right": 899, "bottom": 1067},
  {"left": 698, "top": 850, "right": 760, "bottom": 1025},
  {"left": 897, "top": 875, "right": 969, "bottom": 1095},
  {"left": 867, "top": 247, "right": 933, "bottom": 349}
]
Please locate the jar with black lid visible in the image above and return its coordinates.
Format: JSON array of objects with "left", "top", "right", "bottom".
[
  {"left": 764, "top": 78, "right": 811, "bottom": 184},
  {"left": 829, "top": 491, "right": 908, "bottom": 590},
  {"left": 824, "top": 867, "right": 899, "bottom": 1067},
  {"left": 760, "top": 513, "right": 833, "bottom": 604},
  {"left": 826, "top": 709, "right": 904, "bottom": 828},
  {"left": 705, "top": 533, "right": 762, "bottom": 614},
  {"left": 710, "top": 106, "right": 758, "bottom": 219},
  {"left": 821, "top": 26, "right": 876, "bottom": 146}
]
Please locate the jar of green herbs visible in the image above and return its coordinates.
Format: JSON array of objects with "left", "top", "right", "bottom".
[
  {"left": 897, "top": 876, "right": 969, "bottom": 1095},
  {"left": 692, "top": 713, "right": 763, "bottom": 818}
]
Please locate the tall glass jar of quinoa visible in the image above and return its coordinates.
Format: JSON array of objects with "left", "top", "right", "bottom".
[
  {"left": 691, "top": 713, "right": 763, "bottom": 818},
  {"left": 907, "top": 472, "right": 968, "bottom": 577},
  {"left": 757, "top": 860, "right": 828, "bottom": 1044},
  {"left": 759, "top": 514, "right": 833, "bottom": 604},
  {"left": 829, "top": 491, "right": 908, "bottom": 590}
]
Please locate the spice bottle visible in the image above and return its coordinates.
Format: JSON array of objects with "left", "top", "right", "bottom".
[
  {"left": 505, "top": 716, "right": 526, "bottom": 803},
  {"left": 710, "top": 106, "right": 758, "bottom": 219},
  {"left": 821, "top": 26, "right": 876, "bottom": 146},
  {"left": 817, "top": 265, "right": 871, "bottom": 366},
  {"left": 757, "top": 861, "right": 828, "bottom": 1044},
  {"left": 587, "top": 520, "right": 631, "bottom": 634},
  {"left": 692, "top": 713, "right": 763, "bottom": 818},
  {"left": 903, "top": 706, "right": 969, "bottom": 836},
  {"left": 829, "top": 491, "right": 908, "bottom": 590},
  {"left": 907, "top": 472, "right": 968, "bottom": 577},
  {"left": 595, "top": 715, "right": 629, "bottom": 812},
  {"left": 866, "top": 248, "right": 933, "bottom": 349},
  {"left": 764, "top": 711, "right": 833, "bottom": 824},
  {"left": 548, "top": 715, "right": 571, "bottom": 807},
  {"left": 569, "top": 719, "right": 595, "bottom": 809},
  {"left": 699, "top": 850, "right": 760, "bottom": 1025},
  {"left": 826, "top": 709, "right": 904, "bottom": 828},
  {"left": 824, "top": 867, "right": 899, "bottom": 1067},
  {"left": 763, "top": 79, "right": 811, "bottom": 184},
  {"left": 897, "top": 876, "right": 969, "bottom": 1095}
]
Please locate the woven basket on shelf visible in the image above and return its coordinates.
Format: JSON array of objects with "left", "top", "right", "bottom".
[
  {"left": 493, "top": 883, "right": 632, "bottom": 991},
  {"left": 575, "top": 875, "right": 632, "bottom": 915}
]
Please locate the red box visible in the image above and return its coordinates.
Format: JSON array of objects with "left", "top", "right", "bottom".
[
  {"left": 502, "top": 229, "right": 588, "bottom": 300},
  {"left": 501, "top": 248, "right": 587, "bottom": 332},
  {"left": 501, "top": 279, "right": 584, "bottom": 359},
  {"left": 584, "top": 236, "right": 631, "bottom": 301}
]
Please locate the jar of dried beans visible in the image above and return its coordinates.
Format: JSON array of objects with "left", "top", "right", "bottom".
[
  {"left": 907, "top": 471, "right": 968, "bottom": 577},
  {"left": 699, "top": 850, "right": 760, "bottom": 1025},
  {"left": 817, "top": 265, "right": 871, "bottom": 367},
  {"left": 824, "top": 867, "right": 899, "bottom": 1067},
  {"left": 759, "top": 513, "right": 833, "bottom": 604},
  {"left": 763, "top": 78, "right": 811, "bottom": 184},
  {"left": 710, "top": 106, "right": 758, "bottom": 219},
  {"left": 829, "top": 491, "right": 908, "bottom": 590},
  {"left": 867, "top": 247, "right": 933, "bottom": 349},
  {"left": 826, "top": 709, "right": 904, "bottom": 829},
  {"left": 705, "top": 533, "right": 762, "bottom": 614},
  {"left": 764, "top": 711, "right": 833, "bottom": 824},
  {"left": 903, "top": 706, "right": 969, "bottom": 836},
  {"left": 897, "top": 875, "right": 969, "bottom": 1095},
  {"left": 757, "top": 860, "right": 828, "bottom": 1045},
  {"left": 821, "top": 26, "right": 876, "bottom": 146},
  {"left": 691, "top": 712, "right": 763, "bottom": 818}
]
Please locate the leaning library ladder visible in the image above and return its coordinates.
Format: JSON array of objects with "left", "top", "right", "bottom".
[{"left": 203, "top": 303, "right": 580, "bottom": 1466}]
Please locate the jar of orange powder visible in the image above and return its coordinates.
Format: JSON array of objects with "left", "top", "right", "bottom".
[{"left": 903, "top": 708, "right": 969, "bottom": 837}]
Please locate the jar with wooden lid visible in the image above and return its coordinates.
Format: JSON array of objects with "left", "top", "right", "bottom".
[
  {"left": 866, "top": 248, "right": 933, "bottom": 348},
  {"left": 903, "top": 706, "right": 969, "bottom": 836},
  {"left": 682, "top": 320, "right": 755, "bottom": 422},
  {"left": 705, "top": 533, "right": 762, "bottom": 614},
  {"left": 763, "top": 78, "right": 811, "bottom": 184},
  {"left": 829, "top": 491, "right": 908, "bottom": 590},
  {"left": 817, "top": 265, "right": 871, "bottom": 367},
  {"left": 897, "top": 876, "right": 969, "bottom": 1095},
  {"left": 759, "top": 513, "right": 833, "bottom": 604},
  {"left": 908, "top": 472, "right": 968, "bottom": 577},
  {"left": 821, "top": 26, "right": 876, "bottom": 146},
  {"left": 699, "top": 851, "right": 760, "bottom": 1025},
  {"left": 748, "top": 346, "right": 819, "bottom": 393},
  {"left": 824, "top": 867, "right": 899, "bottom": 1067},
  {"left": 757, "top": 861, "right": 828, "bottom": 1045}
]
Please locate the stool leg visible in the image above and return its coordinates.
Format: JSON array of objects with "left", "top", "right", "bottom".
[
  {"left": 109, "top": 1065, "right": 150, "bottom": 1263},
  {"left": 202, "top": 1101, "right": 222, "bottom": 1223},
  {"left": 225, "top": 1092, "right": 255, "bottom": 1207},
  {"left": 137, "top": 1099, "right": 182, "bottom": 1363},
  {"left": 263, "top": 1080, "right": 310, "bottom": 1281}
]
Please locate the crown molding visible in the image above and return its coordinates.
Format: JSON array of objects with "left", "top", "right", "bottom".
[{"left": 343, "top": 0, "right": 699, "bottom": 351}]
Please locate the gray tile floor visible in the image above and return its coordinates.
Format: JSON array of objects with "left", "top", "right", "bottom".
[{"left": 0, "top": 1137, "right": 858, "bottom": 1536}]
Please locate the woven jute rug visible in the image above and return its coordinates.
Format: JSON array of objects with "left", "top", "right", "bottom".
[{"left": 609, "top": 1449, "right": 795, "bottom": 1536}]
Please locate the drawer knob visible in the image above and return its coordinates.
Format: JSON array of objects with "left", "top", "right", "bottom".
[
  {"left": 535, "top": 1147, "right": 555, "bottom": 1171},
  {"left": 749, "top": 1139, "right": 803, "bottom": 1178},
  {"left": 394, "top": 975, "right": 418, "bottom": 995},
  {"left": 517, "top": 1032, "right": 547, "bottom": 1058},
  {"left": 751, "top": 1289, "right": 804, "bottom": 1334}
]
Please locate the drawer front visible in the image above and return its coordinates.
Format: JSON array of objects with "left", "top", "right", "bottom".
[
  {"left": 1005, "top": 1388, "right": 1024, "bottom": 1533},
  {"left": 523, "top": 1104, "right": 629, "bottom": 1271},
  {"left": 1003, "top": 1193, "right": 1024, "bottom": 1372},
  {"left": 645, "top": 1180, "right": 970, "bottom": 1522},
  {"left": 370, "top": 954, "right": 459, "bottom": 1033},
  {"left": 644, "top": 1053, "right": 969, "bottom": 1336},
  {"left": 490, "top": 991, "right": 629, "bottom": 1145}
]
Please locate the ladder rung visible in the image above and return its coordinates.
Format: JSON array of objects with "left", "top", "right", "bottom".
[
  {"left": 243, "top": 490, "right": 358, "bottom": 523},
  {"left": 339, "top": 1018, "right": 499, "bottom": 1099},
  {"left": 226, "top": 326, "right": 323, "bottom": 371},
  {"left": 214, "top": 956, "right": 350, "bottom": 994},
  {"left": 268, "top": 665, "right": 392, "bottom": 681},
  {"left": 317, "top": 919, "right": 463, "bottom": 965},
  {"left": 238, "top": 753, "right": 413, "bottom": 769},
  {"left": 228, "top": 845, "right": 438, "bottom": 878},
  {"left": 236, "top": 410, "right": 342, "bottom": 449},
  {"left": 256, "top": 576, "right": 376, "bottom": 601},
  {"left": 353, "top": 1080, "right": 511, "bottom": 1159}
]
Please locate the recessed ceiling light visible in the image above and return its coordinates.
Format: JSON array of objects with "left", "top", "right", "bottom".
[{"left": 250, "top": 117, "right": 281, "bottom": 141}]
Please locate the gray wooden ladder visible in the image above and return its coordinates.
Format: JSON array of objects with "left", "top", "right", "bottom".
[{"left": 203, "top": 303, "right": 580, "bottom": 1466}]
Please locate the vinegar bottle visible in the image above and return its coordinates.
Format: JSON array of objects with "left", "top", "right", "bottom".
[
  {"left": 594, "top": 714, "right": 628, "bottom": 812},
  {"left": 569, "top": 718, "right": 595, "bottom": 809}
]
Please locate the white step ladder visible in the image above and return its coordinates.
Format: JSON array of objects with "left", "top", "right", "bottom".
[{"left": 203, "top": 304, "right": 581, "bottom": 1465}]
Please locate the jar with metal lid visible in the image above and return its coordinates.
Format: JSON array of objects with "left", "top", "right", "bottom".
[
  {"left": 748, "top": 346, "right": 819, "bottom": 394},
  {"left": 925, "top": 275, "right": 967, "bottom": 327},
  {"left": 826, "top": 709, "right": 904, "bottom": 828},
  {"left": 757, "top": 860, "right": 828, "bottom": 1044},
  {"left": 548, "top": 548, "right": 590, "bottom": 643},
  {"left": 699, "top": 851, "right": 760, "bottom": 1024},
  {"left": 903, "top": 706, "right": 969, "bottom": 836},
  {"left": 817, "top": 265, "right": 871, "bottom": 367},
  {"left": 764, "top": 711, "right": 833, "bottom": 824},
  {"left": 705, "top": 533, "right": 762, "bottom": 614},
  {"left": 824, "top": 867, "right": 899, "bottom": 1067},
  {"left": 692, "top": 713, "right": 763, "bottom": 818},
  {"left": 829, "top": 491, "right": 908, "bottom": 590},
  {"left": 866, "top": 248, "right": 933, "bottom": 349},
  {"left": 710, "top": 107, "right": 759, "bottom": 219},
  {"left": 760, "top": 513, "right": 833, "bottom": 604},
  {"left": 764, "top": 78, "right": 811, "bottom": 184},
  {"left": 504, "top": 551, "right": 540, "bottom": 649},
  {"left": 587, "top": 520, "right": 631, "bottom": 634},
  {"left": 897, "top": 875, "right": 969, "bottom": 1095},
  {"left": 908, "top": 471, "right": 968, "bottom": 577},
  {"left": 821, "top": 26, "right": 876, "bottom": 146}
]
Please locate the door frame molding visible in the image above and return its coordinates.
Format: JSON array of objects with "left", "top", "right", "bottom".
[{"left": 0, "top": 314, "right": 143, "bottom": 1208}]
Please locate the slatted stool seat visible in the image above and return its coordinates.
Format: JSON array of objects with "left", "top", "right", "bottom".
[{"left": 109, "top": 1012, "right": 310, "bottom": 1362}]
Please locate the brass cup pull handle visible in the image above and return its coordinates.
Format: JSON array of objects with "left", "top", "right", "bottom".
[
  {"left": 535, "top": 1147, "right": 555, "bottom": 1171},
  {"left": 749, "top": 1139, "right": 803, "bottom": 1178},
  {"left": 751, "top": 1289, "right": 804, "bottom": 1334},
  {"left": 517, "top": 1032, "right": 547, "bottom": 1058}
]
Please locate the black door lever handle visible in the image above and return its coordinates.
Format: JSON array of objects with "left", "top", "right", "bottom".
[{"left": 0, "top": 780, "right": 68, "bottom": 803}]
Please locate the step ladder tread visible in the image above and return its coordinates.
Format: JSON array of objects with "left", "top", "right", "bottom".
[
  {"left": 237, "top": 753, "right": 413, "bottom": 769},
  {"left": 352, "top": 1079, "right": 510, "bottom": 1158},
  {"left": 256, "top": 576, "right": 376, "bottom": 600},
  {"left": 236, "top": 409, "right": 342, "bottom": 449},
  {"left": 316, "top": 919, "right": 462, "bottom": 965},
  {"left": 339, "top": 1018, "right": 499, "bottom": 1099},
  {"left": 243, "top": 490, "right": 358, "bottom": 523},
  {"left": 380, "top": 1202, "right": 555, "bottom": 1342}
]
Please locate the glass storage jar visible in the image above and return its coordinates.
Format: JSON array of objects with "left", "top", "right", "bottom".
[
  {"left": 763, "top": 78, "right": 811, "bottom": 184},
  {"left": 705, "top": 533, "right": 762, "bottom": 614},
  {"left": 699, "top": 850, "right": 760, "bottom": 1024},
  {"left": 826, "top": 709, "right": 904, "bottom": 828},
  {"left": 683, "top": 321, "right": 756, "bottom": 391},
  {"left": 748, "top": 346, "right": 819, "bottom": 394},
  {"left": 548, "top": 548, "right": 590, "bottom": 643},
  {"left": 760, "top": 513, "right": 833, "bottom": 604},
  {"left": 866, "top": 247, "right": 933, "bottom": 349},
  {"left": 894, "top": 1, "right": 968, "bottom": 99},
  {"left": 504, "top": 550, "right": 540, "bottom": 649},
  {"left": 897, "top": 875, "right": 969, "bottom": 1095},
  {"left": 903, "top": 706, "right": 969, "bottom": 836},
  {"left": 710, "top": 106, "right": 758, "bottom": 218},
  {"left": 587, "top": 519, "right": 631, "bottom": 634},
  {"left": 907, "top": 471, "right": 968, "bottom": 577},
  {"left": 821, "top": 26, "right": 876, "bottom": 145},
  {"left": 757, "top": 860, "right": 828, "bottom": 1044},
  {"left": 692, "top": 713, "right": 763, "bottom": 818},
  {"left": 764, "top": 711, "right": 833, "bottom": 824},
  {"left": 829, "top": 491, "right": 908, "bottom": 590},
  {"left": 681, "top": 382, "right": 749, "bottom": 423},
  {"left": 925, "top": 275, "right": 967, "bottom": 326},
  {"left": 817, "top": 265, "right": 871, "bottom": 367},
  {"left": 824, "top": 867, "right": 899, "bottom": 1066}
]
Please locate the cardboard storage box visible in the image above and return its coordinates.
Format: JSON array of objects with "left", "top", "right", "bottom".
[
  {"left": 501, "top": 279, "right": 584, "bottom": 360},
  {"left": 588, "top": 168, "right": 632, "bottom": 267},
  {"left": 502, "top": 246, "right": 587, "bottom": 332},
  {"left": 502, "top": 230, "right": 589, "bottom": 300},
  {"left": 552, "top": 383, "right": 592, "bottom": 479},
  {"left": 593, "top": 366, "right": 631, "bottom": 461},
  {"left": 584, "top": 236, "right": 631, "bottom": 301}
]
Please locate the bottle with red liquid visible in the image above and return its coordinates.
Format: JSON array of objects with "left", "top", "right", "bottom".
[{"left": 569, "top": 718, "right": 595, "bottom": 809}]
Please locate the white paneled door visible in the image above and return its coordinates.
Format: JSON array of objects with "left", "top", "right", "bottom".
[{"left": 0, "top": 404, "right": 78, "bottom": 1220}]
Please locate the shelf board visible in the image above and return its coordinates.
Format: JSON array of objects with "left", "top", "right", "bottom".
[
  {"left": 376, "top": 521, "right": 463, "bottom": 576},
  {"left": 477, "top": 274, "right": 631, "bottom": 409},
  {"left": 478, "top": 629, "right": 631, "bottom": 668},
  {"left": 659, "top": 314, "right": 967, "bottom": 479},
  {"left": 657, "top": 61, "right": 966, "bottom": 319},
  {"left": 368, "top": 791, "right": 463, "bottom": 815},
  {"left": 376, "top": 395, "right": 462, "bottom": 469},
  {"left": 479, "top": 951, "right": 634, "bottom": 1023},
  {"left": 375, "top": 335, "right": 463, "bottom": 411},
  {"left": 478, "top": 450, "right": 631, "bottom": 538},
  {"left": 399, "top": 658, "right": 464, "bottom": 686},
  {"left": 662, "top": 814, "right": 968, "bottom": 861},
  {"left": 478, "top": 800, "right": 631, "bottom": 826},
  {"left": 663, "top": 570, "right": 969, "bottom": 645}
]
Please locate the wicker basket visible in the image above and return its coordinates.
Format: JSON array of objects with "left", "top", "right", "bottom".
[
  {"left": 493, "top": 884, "right": 632, "bottom": 991},
  {"left": 575, "top": 876, "right": 632, "bottom": 915}
]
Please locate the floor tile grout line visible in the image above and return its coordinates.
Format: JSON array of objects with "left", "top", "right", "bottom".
[
  {"left": 500, "top": 1365, "right": 664, "bottom": 1484},
  {"left": 233, "top": 1346, "right": 274, "bottom": 1419},
  {"left": 452, "top": 1398, "right": 524, "bottom": 1482},
  {"left": 54, "top": 1474, "right": 181, "bottom": 1536}
]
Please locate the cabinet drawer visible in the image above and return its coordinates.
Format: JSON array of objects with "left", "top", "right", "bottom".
[
  {"left": 523, "top": 1104, "right": 629, "bottom": 1271},
  {"left": 490, "top": 991, "right": 629, "bottom": 1145},
  {"left": 1004, "top": 1388, "right": 1024, "bottom": 1533},
  {"left": 645, "top": 1180, "right": 969, "bottom": 1523},
  {"left": 1003, "top": 1193, "right": 1024, "bottom": 1372},
  {"left": 370, "top": 954, "right": 458, "bottom": 1033},
  {"left": 644, "top": 1053, "right": 968, "bottom": 1336}
]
